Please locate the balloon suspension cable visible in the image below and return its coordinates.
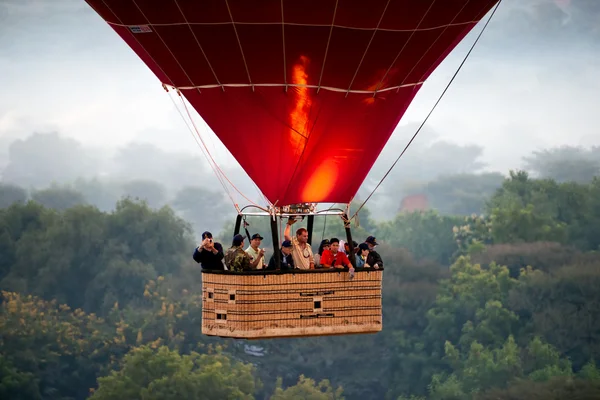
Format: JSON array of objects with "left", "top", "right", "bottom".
[
  {"left": 166, "top": 86, "right": 270, "bottom": 213},
  {"left": 177, "top": 88, "right": 267, "bottom": 210},
  {"left": 350, "top": 0, "right": 502, "bottom": 221},
  {"left": 319, "top": 203, "right": 339, "bottom": 243},
  {"left": 164, "top": 84, "right": 237, "bottom": 209}
]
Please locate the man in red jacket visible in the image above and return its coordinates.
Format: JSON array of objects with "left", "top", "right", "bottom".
[{"left": 320, "top": 237, "right": 352, "bottom": 268}]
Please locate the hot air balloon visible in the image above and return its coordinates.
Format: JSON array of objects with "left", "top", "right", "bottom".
[{"left": 85, "top": 0, "right": 500, "bottom": 339}]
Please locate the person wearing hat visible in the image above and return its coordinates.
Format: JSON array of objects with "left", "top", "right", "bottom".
[
  {"left": 224, "top": 234, "right": 252, "bottom": 272},
  {"left": 364, "top": 236, "right": 383, "bottom": 268},
  {"left": 344, "top": 240, "right": 359, "bottom": 255},
  {"left": 266, "top": 240, "right": 295, "bottom": 271},
  {"left": 355, "top": 243, "right": 379, "bottom": 269},
  {"left": 192, "top": 231, "right": 225, "bottom": 270},
  {"left": 245, "top": 233, "right": 266, "bottom": 270}
]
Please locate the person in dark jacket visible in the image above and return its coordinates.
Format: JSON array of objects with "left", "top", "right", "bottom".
[
  {"left": 193, "top": 231, "right": 225, "bottom": 270},
  {"left": 266, "top": 240, "right": 295, "bottom": 271},
  {"left": 364, "top": 236, "right": 383, "bottom": 268}
]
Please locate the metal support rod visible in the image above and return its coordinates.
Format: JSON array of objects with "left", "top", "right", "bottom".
[
  {"left": 234, "top": 215, "right": 242, "bottom": 236},
  {"left": 307, "top": 215, "right": 314, "bottom": 245},
  {"left": 270, "top": 215, "right": 281, "bottom": 270},
  {"left": 343, "top": 214, "right": 357, "bottom": 268}
]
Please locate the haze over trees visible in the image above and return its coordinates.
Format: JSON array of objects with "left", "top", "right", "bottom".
[{"left": 1, "top": 130, "right": 600, "bottom": 398}]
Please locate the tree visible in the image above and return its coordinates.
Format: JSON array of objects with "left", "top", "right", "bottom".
[
  {"left": 1, "top": 132, "right": 100, "bottom": 188},
  {"left": 171, "top": 186, "right": 230, "bottom": 239},
  {"left": 270, "top": 375, "right": 344, "bottom": 400},
  {"left": 73, "top": 178, "right": 122, "bottom": 212},
  {"left": 487, "top": 171, "right": 600, "bottom": 251},
  {"left": 0, "top": 291, "right": 126, "bottom": 400},
  {"left": 0, "top": 183, "right": 27, "bottom": 208},
  {"left": 110, "top": 142, "right": 210, "bottom": 192},
  {"left": 120, "top": 180, "right": 167, "bottom": 210},
  {"left": 363, "top": 134, "right": 487, "bottom": 220},
  {"left": 0, "top": 199, "right": 194, "bottom": 314},
  {"left": 31, "top": 185, "right": 87, "bottom": 211},
  {"left": 410, "top": 173, "right": 505, "bottom": 216},
  {"left": 90, "top": 346, "right": 259, "bottom": 400},
  {"left": 523, "top": 146, "right": 600, "bottom": 183},
  {"left": 378, "top": 211, "right": 462, "bottom": 264}
]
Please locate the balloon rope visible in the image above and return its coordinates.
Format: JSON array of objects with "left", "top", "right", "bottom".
[
  {"left": 177, "top": 91, "right": 268, "bottom": 210},
  {"left": 168, "top": 88, "right": 268, "bottom": 212},
  {"left": 166, "top": 88, "right": 237, "bottom": 208},
  {"left": 350, "top": 0, "right": 503, "bottom": 220}
]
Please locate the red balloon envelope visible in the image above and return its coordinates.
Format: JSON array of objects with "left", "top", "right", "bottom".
[{"left": 86, "top": 0, "right": 498, "bottom": 206}]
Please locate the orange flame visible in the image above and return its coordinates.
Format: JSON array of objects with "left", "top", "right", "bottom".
[
  {"left": 289, "top": 56, "right": 312, "bottom": 154},
  {"left": 301, "top": 158, "right": 339, "bottom": 202}
]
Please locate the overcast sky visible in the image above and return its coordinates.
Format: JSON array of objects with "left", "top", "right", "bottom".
[{"left": 1, "top": 0, "right": 599, "bottom": 197}]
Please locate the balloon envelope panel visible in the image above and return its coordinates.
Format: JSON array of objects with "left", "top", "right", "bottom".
[{"left": 86, "top": 0, "right": 498, "bottom": 206}]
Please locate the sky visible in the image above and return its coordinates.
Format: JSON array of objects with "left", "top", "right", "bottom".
[{"left": 1, "top": 0, "right": 599, "bottom": 205}]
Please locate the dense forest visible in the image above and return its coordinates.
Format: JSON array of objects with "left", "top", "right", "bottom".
[{"left": 1, "top": 131, "right": 600, "bottom": 399}]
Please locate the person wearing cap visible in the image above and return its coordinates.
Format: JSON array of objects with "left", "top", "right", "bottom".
[
  {"left": 224, "top": 234, "right": 252, "bottom": 272},
  {"left": 245, "top": 233, "right": 266, "bottom": 270},
  {"left": 320, "top": 238, "right": 352, "bottom": 269},
  {"left": 364, "top": 236, "right": 383, "bottom": 268},
  {"left": 356, "top": 242, "right": 379, "bottom": 269},
  {"left": 345, "top": 240, "right": 359, "bottom": 255},
  {"left": 192, "top": 231, "right": 225, "bottom": 270},
  {"left": 283, "top": 217, "right": 315, "bottom": 270},
  {"left": 314, "top": 239, "right": 330, "bottom": 267},
  {"left": 266, "top": 240, "right": 295, "bottom": 271}
]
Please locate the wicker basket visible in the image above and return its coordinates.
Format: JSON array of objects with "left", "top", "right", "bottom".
[{"left": 201, "top": 268, "right": 383, "bottom": 339}]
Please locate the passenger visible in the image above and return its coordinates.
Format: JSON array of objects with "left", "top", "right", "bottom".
[
  {"left": 344, "top": 240, "right": 359, "bottom": 255},
  {"left": 266, "top": 240, "right": 295, "bottom": 271},
  {"left": 192, "top": 231, "right": 225, "bottom": 270},
  {"left": 224, "top": 234, "right": 252, "bottom": 272},
  {"left": 364, "top": 236, "right": 384, "bottom": 268},
  {"left": 314, "top": 239, "right": 330, "bottom": 268},
  {"left": 320, "top": 238, "right": 352, "bottom": 269},
  {"left": 339, "top": 239, "right": 346, "bottom": 254},
  {"left": 284, "top": 218, "right": 315, "bottom": 270},
  {"left": 355, "top": 243, "right": 379, "bottom": 269},
  {"left": 246, "top": 233, "right": 266, "bottom": 270}
]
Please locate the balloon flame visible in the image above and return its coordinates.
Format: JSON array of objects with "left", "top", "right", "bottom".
[{"left": 289, "top": 56, "right": 311, "bottom": 154}]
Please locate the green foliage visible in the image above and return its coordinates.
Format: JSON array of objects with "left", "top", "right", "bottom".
[
  {"left": 475, "top": 376, "right": 600, "bottom": 400},
  {"left": 0, "top": 354, "right": 40, "bottom": 400},
  {"left": 1, "top": 166, "right": 600, "bottom": 399},
  {"left": 0, "top": 199, "right": 194, "bottom": 314},
  {"left": 31, "top": 185, "right": 88, "bottom": 211},
  {"left": 120, "top": 180, "right": 167, "bottom": 210},
  {"left": 91, "top": 346, "right": 259, "bottom": 400},
  {"left": 0, "top": 291, "right": 125, "bottom": 399},
  {"left": 407, "top": 173, "right": 505, "bottom": 216},
  {"left": 378, "top": 211, "right": 462, "bottom": 264},
  {"left": 426, "top": 257, "right": 517, "bottom": 350},
  {"left": 0, "top": 183, "right": 28, "bottom": 208},
  {"left": 471, "top": 242, "right": 579, "bottom": 277},
  {"left": 523, "top": 146, "right": 600, "bottom": 183},
  {"left": 452, "top": 214, "right": 493, "bottom": 259},
  {"left": 270, "top": 375, "right": 344, "bottom": 400},
  {"left": 509, "top": 262, "right": 600, "bottom": 370},
  {"left": 487, "top": 171, "right": 600, "bottom": 251}
]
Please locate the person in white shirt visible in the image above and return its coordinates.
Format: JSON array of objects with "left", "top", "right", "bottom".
[{"left": 245, "top": 233, "right": 266, "bottom": 269}]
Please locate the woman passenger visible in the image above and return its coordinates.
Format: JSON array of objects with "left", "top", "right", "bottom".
[
  {"left": 356, "top": 243, "right": 379, "bottom": 269},
  {"left": 314, "top": 239, "right": 330, "bottom": 268}
]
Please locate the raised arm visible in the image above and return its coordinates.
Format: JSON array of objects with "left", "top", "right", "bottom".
[{"left": 284, "top": 219, "right": 295, "bottom": 241}]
